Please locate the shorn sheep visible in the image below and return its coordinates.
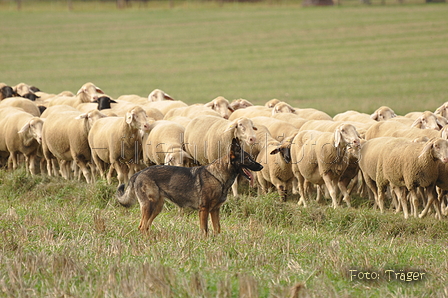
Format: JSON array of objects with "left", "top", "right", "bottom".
[
  {"left": 42, "top": 108, "right": 108, "bottom": 183},
  {"left": 290, "top": 124, "right": 361, "bottom": 208},
  {"left": 48, "top": 82, "right": 104, "bottom": 107},
  {"left": 0, "top": 107, "right": 44, "bottom": 175},
  {"left": 359, "top": 137, "right": 448, "bottom": 219},
  {"left": 88, "top": 106, "right": 152, "bottom": 185}
]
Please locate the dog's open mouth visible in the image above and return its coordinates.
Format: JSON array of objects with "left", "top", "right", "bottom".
[{"left": 241, "top": 167, "right": 254, "bottom": 182}]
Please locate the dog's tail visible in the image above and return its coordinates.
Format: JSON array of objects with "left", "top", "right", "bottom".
[{"left": 116, "top": 174, "right": 138, "bottom": 208}]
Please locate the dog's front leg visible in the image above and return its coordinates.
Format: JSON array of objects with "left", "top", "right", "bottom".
[
  {"left": 210, "top": 208, "right": 221, "bottom": 234},
  {"left": 199, "top": 207, "right": 209, "bottom": 236}
]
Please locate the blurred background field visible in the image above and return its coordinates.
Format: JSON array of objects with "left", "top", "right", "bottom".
[{"left": 1, "top": 1, "right": 447, "bottom": 116}]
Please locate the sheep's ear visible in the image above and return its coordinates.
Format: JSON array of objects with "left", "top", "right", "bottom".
[
  {"left": 270, "top": 148, "right": 281, "bottom": 155},
  {"left": 164, "top": 154, "right": 173, "bottom": 165},
  {"left": 204, "top": 102, "right": 214, "bottom": 108},
  {"left": 75, "top": 113, "right": 88, "bottom": 120},
  {"left": 76, "top": 87, "right": 85, "bottom": 95},
  {"left": 228, "top": 106, "right": 235, "bottom": 112},
  {"left": 18, "top": 122, "right": 30, "bottom": 134},
  {"left": 163, "top": 92, "right": 174, "bottom": 101},
  {"left": 334, "top": 129, "right": 342, "bottom": 147},
  {"left": 370, "top": 111, "right": 378, "bottom": 120},
  {"left": 411, "top": 118, "right": 422, "bottom": 129},
  {"left": 418, "top": 140, "right": 434, "bottom": 159},
  {"left": 391, "top": 112, "right": 397, "bottom": 118},
  {"left": 95, "top": 87, "right": 104, "bottom": 94},
  {"left": 110, "top": 99, "right": 117, "bottom": 103},
  {"left": 181, "top": 150, "right": 193, "bottom": 160},
  {"left": 442, "top": 128, "right": 448, "bottom": 140},
  {"left": 436, "top": 117, "right": 446, "bottom": 129},
  {"left": 126, "top": 111, "right": 134, "bottom": 124},
  {"left": 252, "top": 126, "right": 258, "bottom": 131},
  {"left": 224, "top": 121, "right": 237, "bottom": 133}
]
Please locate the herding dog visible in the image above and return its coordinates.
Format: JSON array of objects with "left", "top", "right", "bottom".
[{"left": 116, "top": 138, "right": 263, "bottom": 235}]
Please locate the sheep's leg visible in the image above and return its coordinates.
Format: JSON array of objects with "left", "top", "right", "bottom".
[
  {"left": 296, "top": 174, "right": 307, "bottom": 207},
  {"left": 419, "top": 186, "right": 441, "bottom": 219},
  {"left": 323, "top": 175, "right": 339, "bottom": 209},
  {"left": 377, "top": 187, "right": 387, "bottom": 214},
  {"left": 337, "top": 180, "right": 351, "bottom": 208},
  {"left": 28, "top": 155, "right": 37, "bottom": 176},
  {"left": 74, "top": 157, "right": 92, "bottom": 184},
  {"left": 394, "top": 186, "right": 409, "bottom": 219}
]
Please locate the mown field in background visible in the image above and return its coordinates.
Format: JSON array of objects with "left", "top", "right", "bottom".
[
  {"left": 1, "top": 2, "right": 448, "bottom": 297},
  {"left": 1, "top": 1, "right": 448, "bottom": 115}
]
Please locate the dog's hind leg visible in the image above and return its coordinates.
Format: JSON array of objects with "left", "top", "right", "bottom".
[{"left": 136, "top": 183, "right": 165, "bottom": 234}]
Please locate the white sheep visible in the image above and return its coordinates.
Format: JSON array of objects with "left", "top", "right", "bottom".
[
  {"left": 145, "top": 100, "right": 188, "bottom": 116},
  {"left": 88, "top": 106, "right": 152, "bottom": 185},
  {"left": 435, "top": 101, "right": 448, "bottom": 119},
  {"left": 184, "top": 115, "right": 258, "bottom": 166},
  {"left": 251, "top": 116, "right": 299, "bottom": 142},
  {"left": 143, "top": 120, "right": 193, "bottom": 167},
  {"left": 271, "top": 113, "right": 308, "bottom": 130},
  {"left": 365, "top": 120, "right": 442, "bottom": 140},
  {"left": 47, "top": 82, "right": 104, "bottom": 107},
  {"left": 0, "top": 107, "right": 44, "bottom": 175},
  {"left": 333, "top": 110, "right": 377, "bottom": 124},
  {"left": 147, "top": 89, "right": 175, "bottom": 102},
  {"left": 41, "top": 108, "right": 108, "bottom": 183},
  {"left": 163, "top": 104, "right": 222, "bottom": 120},
  {"left": 272, "top": 102, "right": 333, "bottom": 121},
  {"left": 265, "top": 98, "right": 281, "bottom": 108},
  {"left": 370, "top": 106, "right": 397, "bottom": 121},
  {"left": 229, "top": 98, "right": 253, "bottom": 111},
  {"left": 290, "top": 123, "right": 361, "bottom": 208},
  {"left": 257, "top": 136, "right": 296, "bottom": 202},
  {"left": 0, "top": 97, "right": 41, "bottom": 116},
  {"left": 228, "top": 106, "right": 273, "bottom": 120},
  {"left": 359, "top": 137, "right": 448, "bottom": 219}
]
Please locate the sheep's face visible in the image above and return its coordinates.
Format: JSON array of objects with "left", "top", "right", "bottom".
[
  {"left": 164, "top": 150, "right": 193, "bottom": 167},
  {"left": 20, "top": 118, "right": 44, "bottom": 144},
  {"left": 376, "top": 107, "right": 396, "bottom": 121},
  {"left": 126, "top": 108, "right": 151, "bottom": 132},
  {"left": 413, "top": 111, "right": 443, "bottom": 131},
  {"left": 148, "top": 89, "right": 174, "bottom": 102},
  {"left": 272, "top": 102, "right": 295, "bottom": 114},
  {"left": 205, "top": 97, "right": 233, "bottom": 119},
  {"left": 335, "top": 124, "right": 361, "bottom": 149},
  {"left": 429, "top": 138, "right": 448, "bottom": 164},
  {"left": 77, "top": 82, "right": 104, "bottom": 102},
  {"left": 227, "top": 117, "right": 258, "bottom": 146}
]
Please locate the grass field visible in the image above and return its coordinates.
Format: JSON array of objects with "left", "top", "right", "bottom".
[
  {"left": 1, "top": 1, "right": 448, "bottom": 116},
  {"left": 1, "top": 1, "right": 448, "bottom": 297}
]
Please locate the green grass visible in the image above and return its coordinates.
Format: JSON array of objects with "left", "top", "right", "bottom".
[
  {"left": 1, "top": 168, "right": 447, "bottom": 297},
  {"left": 1, "top": 2, "right": 448, "bottom": 297},
  {"left": 1, "top": 1, "right": 448, "bottom": 116}
]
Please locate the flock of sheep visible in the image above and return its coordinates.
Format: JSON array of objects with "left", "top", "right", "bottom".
[{"left": 1, "top": 81, "right": 448, "bottom": 220}]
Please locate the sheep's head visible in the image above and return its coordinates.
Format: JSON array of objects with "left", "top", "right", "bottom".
[
  {"left": 225, "top": 117, "right": 258, "bottom": 146},
  {"left": 77, "top": 82, "right": 104, "bottom": 103},
  {"left": 76, "top": 110, "right": 108, "bottom": 130},
  {"left": 411, "top": 111, "right": 444, "bottom": 131},
  {"left": 272, "top": 102, "right": 295, "bottom": 115},
  {"left": 204, "top": 96, "right": 233, "bottom": 119},
  {"left": 164, "top": 149, "right": 194, "bottom": 167},
  {"left": 370, "top": 106, "right": 396, "bottom": 121},
  {"left": 334, "top": 124, "right": 361, "bottom": 149},
  {"left": 265, "top": 99, "right": 280, "bottom": 108},
  {"left": 18, "top": 118, "right": 44, "bottom": 144},
  {"left": 419, "top": 138, "right": 448, "bottom": 163},
  {"left": 229, "top": 98, "right": 253, "bottom": 111},
  {"left": 125, "top": 107, "right": 152, "bottom": 132},
  {"left": 148, "top": 89, "right": 174, "bottom": 102},
  {"left": 435, "top": 102, "right": 448, "bottom": 119}
]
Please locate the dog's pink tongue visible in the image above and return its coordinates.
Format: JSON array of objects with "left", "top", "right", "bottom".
[{"left": 245, "top": 169, "right": 254, "bottom": 187}]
